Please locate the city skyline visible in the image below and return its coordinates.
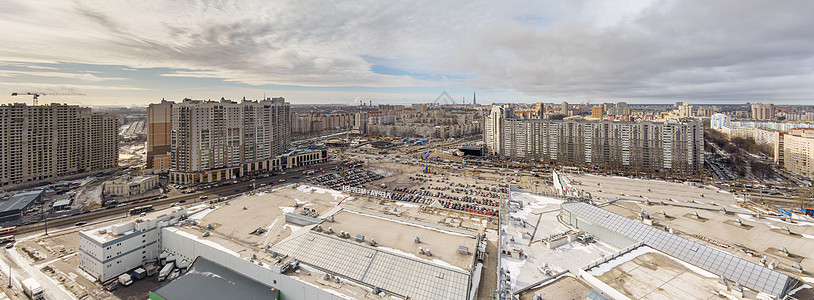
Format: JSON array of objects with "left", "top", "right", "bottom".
[{"left": 2, "top": 0, "right": 814, "bottom": 106}]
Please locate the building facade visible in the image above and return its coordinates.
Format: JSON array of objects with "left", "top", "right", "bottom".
[
  {"left": 483, "top": 105, "right": 511, "bottom": 156},
  {"left": 78, "top": 207, "right": 187, "bottom": 282},
  {"left": 290, "top": 112, "right": 354, "bottom": 135},
  {"left": 146, "top": 101, "right": 173, "bottom": 172},
  {"left": 485, "top": 107, "right": 704, "bottom": 174},
  {"left": 710, "top": 113, "right": 731, "bottom": 129},
  {"left": 0, "top": 103, "right": 118, "bottom": 189},
  {"left": 591, "top": 106, "right": 604, "bottom": 119},
  {"left": 750, "top": 103, "right": 775, "bottom": 120},
  {"left": 163, "top": 98, "right": 290, "bottom": 184},
  {"left": 103, "top": 175, "right": 159, "bottom": 196},
  {"left": 783, "top": 128, "right": 814, "bottom": 179}
]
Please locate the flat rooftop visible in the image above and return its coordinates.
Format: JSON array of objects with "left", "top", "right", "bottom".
[
  {"left": 107, "top": 175, "right": 156, "bottom": 185},
  {"left": 271, "top": 222, "right": 474, "bottom": 300},
  {"left": 81, "top": 206, "right": 185, "bottom": 244},
  {"left": 562, "top": 202, "right": 798, "bottom": 298},
  {"left": 565, "top": 173, "right": 814, "bottom": 290},
  {"left": 569, "top": 173, "right": 749, "bottom": 212},
  {"left": 602, "top": 200, "right": 814, "bottom": 275},
  {"left": 585, "top": 245, "right": 735, "bottom": 299},
  {"left": 174, "top": 183, "right": 482, "bottom": 299},
  {"left": 151, "top": 256, "right": 279, "bottom": 300},
  {"left": 177, "top": 184, "right": 345, "bottom": 261},
  {"left": 327, "top": 208, "right": 477, "bottom": 270},
  {"left": 515, "top": 275, "right": 596, "bottom": 300},
  {"left": 0, "top": 189, "right": 42, "bottom": 212},
  {"left": 501, "top": 191, "right": 619, "bottom": 292}
]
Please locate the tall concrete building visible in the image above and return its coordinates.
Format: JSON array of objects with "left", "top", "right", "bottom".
[
  {"left": 484, "top": 106, "right": 703, "bottom": 174},
  {"left": 146, "top": 98, "right": 290, "bottom": 184},
  {"left": 0, "top": 103, "right": 118, "bottom": 189},
  {"left": 483, "top": 105, "right": 512, "bottom": 156},
  {"left": 696, "top": 106, "right": 715, "bottom": 117},
  {"left": 676, "top": 103, "right": 694, "bottom": 117},
  {"left": 560, "top": 101, "right": 569, "bottom": 114},
  {"left": 783, "top": 128, "right": 814, "bottom": 179},
  {"left": 609, "top": 102, "right": 630, "bottom": 116},
  {"left": 290, "top": 112, "right": 353, "bottom": 135},
  {"left": 591, "top": 105, "right": 604, "bottom": 119},
  {"left": 146, "top": 100, "right": 173, "bottom": 172},
  {"left": 750, "top": 103, "right": 775, "bottom": 120},
  {"left": 710, "top": 113, "right": 732, "bottom": 129}
]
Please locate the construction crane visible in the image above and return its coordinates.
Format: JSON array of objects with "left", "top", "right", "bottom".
[{"left": 11, "top": 92, "right": 85, "bottom": 106}]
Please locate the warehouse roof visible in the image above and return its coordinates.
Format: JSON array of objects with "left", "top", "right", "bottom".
[
  {"left": 52, "top": 199, "right": 72, "bottom": 207},
  {"left": 0, "top": 190, "right": 43, "bottom": 212},
  {"left": 562, "top": 202, "right": 799, "bottom": 298},
  {"left": 151, "top": 257, "right": 278, "bottom": 300},
  {"left": 271, "top": 230, "right": 471, "bottom": 300}
]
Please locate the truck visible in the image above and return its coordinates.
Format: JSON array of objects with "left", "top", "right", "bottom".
[
  {"left": 132, "top": 268, "right": 147, "bottom": 280},
  {"left": 21, "top": 278, "right": 44, "bottom": 300},
  {"left": 118, "top": 273, "right": 133, "bottom": 286},
  {"left": 144, "top": 260, "right": 159, "bottom": 277},
  {"left": 158, "top": 262, "right": 175, "bottom": 281}
]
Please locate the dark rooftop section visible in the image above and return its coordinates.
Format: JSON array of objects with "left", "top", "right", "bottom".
[
  {"left": 0, "top": 190, "right": 43, "bottom": 212},
  {"left": 151, "top": 256, "right": 278, "bottom": 300},
  {"left": 458, "top": 146, "right": 483, "bottom": 156}
]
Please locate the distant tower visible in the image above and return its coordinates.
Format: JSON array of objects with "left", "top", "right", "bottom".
[{"left": 473, "top": 91, "right": 476, "bottom": 105}]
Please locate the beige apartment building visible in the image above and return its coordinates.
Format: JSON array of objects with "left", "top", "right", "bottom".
[
  {"left": 783, "top": 128, "right": 814, "bottom": 178},
  {"left": 484, "top": 105, "right": 704, "bottom": 174},
  {"left": 290, "top": 112, "right": 353, "bottom": 135},
  {"left": 147, "top": 98, "right": 291, "bottom": 184},
  {"left": 103, "top": 175, "right": 159, "bottom": 196},
  {"left": 0, "top": 103, "right": 118, "bottom": 189},
  {"left": 591, "top": 105, "right": 604, "bottom": 119},
  {"left": 146, "top": 100, "right": 173, "bottom": 172}
]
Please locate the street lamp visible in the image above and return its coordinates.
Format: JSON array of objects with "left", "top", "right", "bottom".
[{"left": 40, "top": 204, "right": 48, "bottom": 235}]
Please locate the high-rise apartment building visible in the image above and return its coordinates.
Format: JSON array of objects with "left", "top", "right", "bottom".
[
  {"left": 608, "top": 102, "right": 630, "bottom": 116},
  {"left": 710, "top": 113, "right": 732, "bottom": 129},
  {"left": 0, "top": 103, "right": 118, "bottom": 188},
  {"left": 696, "top": 106, "right": 715, "bottom": 118},
  {"left": 676, "top": 103, "right": 694, "bottom": 117},
  {"left": 146, "top": 100, "right": 173, "bottom": 172},
  {"left": 750, "top": 103, "right": 775, "bottom": 120},
  {"left": 783, "top": 128, "right": 814, "bottom": 179},
  {"left": 290, "top": 112, "right": 354, "bottom": 135},
  {"left": 146, "top": 98, "right": 290, "bottom": 184},
  {"left": 560, "top": 101, "right": 569, "bottom": 114},
  {"left": 591, "top": 105, "right": 604, "bottom": 119},
  {"left": 483, "top": 105, "right": 512, "bottom": 155},
  {"left": 484, "top": 106, "right": 703, "bottom": 174}
]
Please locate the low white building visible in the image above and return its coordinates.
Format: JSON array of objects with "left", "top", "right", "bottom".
[
  {"left": 103, "top": 175, "right": 159, "bottom": 196},
  {"left": 78, "top": 207, "right": 186, "bottom": 282}
]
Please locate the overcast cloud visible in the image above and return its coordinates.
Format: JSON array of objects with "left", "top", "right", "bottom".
[{"left": 1, "top": 0, "right": 813, "bottom": 105}]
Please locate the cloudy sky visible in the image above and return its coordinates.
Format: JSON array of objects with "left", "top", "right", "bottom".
[{"left": 1, "top": 0, "right": 813, "bottom": 106}]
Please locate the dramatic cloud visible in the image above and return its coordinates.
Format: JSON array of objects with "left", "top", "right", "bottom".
[
  {"left": 0, "top": 0, "right": 813, "bottom": 103},
  {"left": 453, "top": 0, "right": 814, "bottom": 101}
]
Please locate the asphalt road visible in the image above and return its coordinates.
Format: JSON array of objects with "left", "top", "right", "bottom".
[
  {"left": 15, "top": 161, "right": 338, "bottom": 235},
  {"left": 0, "top": 246, "right": 76, "bottom": 300}
]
